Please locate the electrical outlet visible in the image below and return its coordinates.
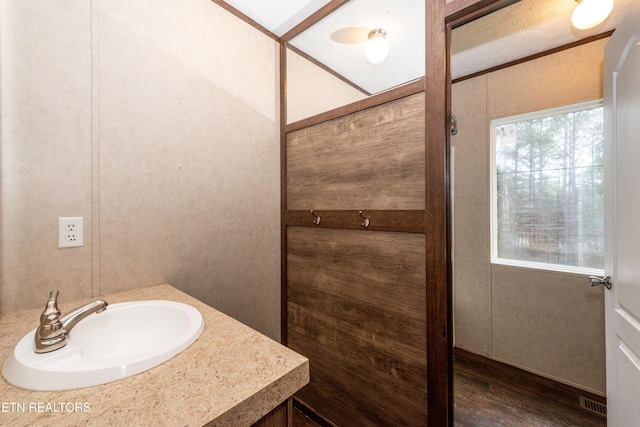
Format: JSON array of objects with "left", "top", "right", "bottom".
[{"left": 58, "top": 217, "right": 84, "bottom": 248}]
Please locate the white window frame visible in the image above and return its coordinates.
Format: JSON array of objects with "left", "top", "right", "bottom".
[{"left": 490, "top": 100, "right": 605, "bottom": 276}]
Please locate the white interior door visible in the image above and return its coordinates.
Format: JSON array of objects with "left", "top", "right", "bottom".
[{"left": 604, "top": 6, "right": 640, "bottom": 426}]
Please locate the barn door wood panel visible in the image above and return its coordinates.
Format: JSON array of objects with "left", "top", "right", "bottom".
[
  {"left": 287, "top": 227, "right": 427, "bottom": 426},
  {"left": 283, "top": 88, "right": 428, "bottom": 425},
  {"left": 286, "top": 92, "right": 425, "bottom": 211}
]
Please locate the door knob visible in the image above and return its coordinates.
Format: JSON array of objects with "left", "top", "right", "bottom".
[{"left": 589, "top": 275, "right": 612, "bottom": 289}]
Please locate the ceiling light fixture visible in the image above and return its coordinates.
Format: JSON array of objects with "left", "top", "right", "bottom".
[
  {"left": 571, "top": 0, "right": 614, "bottom": 30},
  {"left": 366, "top": 29, "right": 389, "bottom": 64}
]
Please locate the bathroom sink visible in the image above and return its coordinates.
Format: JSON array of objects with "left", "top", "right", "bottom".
[{"left": 2, "top": 300, "right": 204, "bottom": 391}]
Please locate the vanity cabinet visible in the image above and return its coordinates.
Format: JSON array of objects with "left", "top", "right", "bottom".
[
  {"left": 250, "top": 399, "right": 291, "bottom": 427},
  {"left": 0, "top": 285, "right": 308, "bottom": 427}
]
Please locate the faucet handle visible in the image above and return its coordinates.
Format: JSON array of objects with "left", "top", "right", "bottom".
[
  {"left": 40, "top": 290, "right": 62, "bottom": 325},
  {"left": 35, "top": 290, "right": 65, "bottom": 352}
]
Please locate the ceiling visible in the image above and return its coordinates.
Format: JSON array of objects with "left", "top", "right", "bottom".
[
  {"left": 222, "top": 0, "right": 332, "bottom": 37},
  {"left": 288, "top": 0, "right": 425, "bottom": 94},
  {"left": 221, "top": 0, "right": 636, "bottom": 93},
  {"left": 451, "top": 0, "right": 636, "bottom": 79}
]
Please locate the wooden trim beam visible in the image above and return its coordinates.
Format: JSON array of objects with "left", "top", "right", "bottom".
[
  {"left": 281, "top": 0, "right": 350, "bottom": 42},
  {"left": 445, "top": 0, "right": 492, "bottom": 19},
  {"left": 286, "top": 43, "right": 370, "bottom": 96},
  {"left": 452, "top": 30, "right": 614, "bottom": 83},
  {"left": 425, "top": 0, "right": 452, "bottom": 425},
  {"left": 209, "top": 0, "right": 279, "bottom": 41},
  {"left": 285, "top": 78, "right": 425, "bottom": 133},
  {"left": 445, "top": 0, "right": 519, "bottom": 25},
  {"left": 292, "top": 398, "right": 337, "bottom": 427},
  {"left": 280, "top": 41, "right": 289, "bottom": 345},
  {"left": 284, "top": 210, "right": 425, "bottom": 234}
]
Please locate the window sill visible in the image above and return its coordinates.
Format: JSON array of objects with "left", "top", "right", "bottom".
[{"left": 491, "top": 258, "right": 604, "bottom": 277}]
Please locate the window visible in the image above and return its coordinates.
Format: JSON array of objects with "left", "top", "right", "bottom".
[{"left": 491, "top": 100, "right": 604, "bottom": 274}]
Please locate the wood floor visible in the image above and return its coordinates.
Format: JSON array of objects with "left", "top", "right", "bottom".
[
  {"left": 292, "top": 349, "right": 607, "bottom": 426},
  {"left": 454, "top": 349, "right": 606, "bottom": 426}
]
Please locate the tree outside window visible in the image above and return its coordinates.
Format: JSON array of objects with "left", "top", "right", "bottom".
[{"left": 492, "top": 101, "right": 604, "bottom": 273}]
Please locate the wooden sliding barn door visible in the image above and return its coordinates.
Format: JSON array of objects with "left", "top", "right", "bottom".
[{"left": 283, "top": 88, "right": 428, "bottom": 426}]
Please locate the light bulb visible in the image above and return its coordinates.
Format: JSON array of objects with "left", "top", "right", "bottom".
[
  {"left": 366, "top": 29, "right": 389, "bottom": 64},
  {"left": 571, "top": 0, "right": 614, "bottom": 30}
]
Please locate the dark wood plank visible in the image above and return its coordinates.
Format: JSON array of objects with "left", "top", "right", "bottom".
[
  {"left": 287, "top": 227, "right": 427, "bottom": 426},
  {"left": 286, "top": 93, "right": 425, "bottom": 211},
  {"left": 291, "top": 348, "right": 607, "bottom": 426},
  {"left": 284, "top": 210, "right": 425, "bottom": 233},
  {"left": 293, "top": 399, "right": 336, "bottom": 427},
  {"left": 293, "top": 408, "right": 324, "bottom": 427},
  {"left": 251, "top": 399, "right": 291, "bottom": 427},
  {"left": 453, "top": 349, "right": 607, "bottom": 427}
]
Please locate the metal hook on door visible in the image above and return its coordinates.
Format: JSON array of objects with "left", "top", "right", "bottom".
[
  {"left": 310, "top": 210, "right": 320, "bottom": 225},
  {"left": 359, "top": 211, "right": 370, "bottom": 228},
  {"left": 450, "top": 113, "right": 458, "bottom": 136}
]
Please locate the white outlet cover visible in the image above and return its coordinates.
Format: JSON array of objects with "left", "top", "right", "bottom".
[{"left": 58, "top": 217, "right": 84, "bottom": 248}]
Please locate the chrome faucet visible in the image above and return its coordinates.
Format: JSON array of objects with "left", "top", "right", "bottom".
[{"left": 34, "top": 290, "right": 108, "bottom": 353}]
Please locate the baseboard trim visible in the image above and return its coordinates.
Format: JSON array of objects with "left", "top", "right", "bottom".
[{"left": 292, "top": 397, "right": 337, "bottom": 427}]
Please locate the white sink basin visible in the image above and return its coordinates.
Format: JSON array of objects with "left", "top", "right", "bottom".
[{"left": 2, "top": 300, "right": 204, "bottom": 391}]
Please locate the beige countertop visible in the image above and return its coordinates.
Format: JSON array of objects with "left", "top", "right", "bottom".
[{"left": 0, "top": 285, "right": 309, "bottom": 427}]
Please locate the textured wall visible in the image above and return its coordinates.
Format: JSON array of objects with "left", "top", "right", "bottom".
[
  {"left": 0, "top": 0, "right": 282, "bottom": 340},
  {"left": 0, "top": 0, "right": 94, "bottom": 310},
  {"left": 452, "top": 38, "right": 607, "bottom": 394},
  {"left": 286, "top": 48, "right": 367, "bottom": 124}
]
